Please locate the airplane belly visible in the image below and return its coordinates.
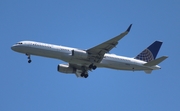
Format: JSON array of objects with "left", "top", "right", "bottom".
[
  {"left": 99, "top": 59, "right": 123, "bottom": 69},
  {"left": 69, "top": 58, "right": 91, "bottom": 66},
  {"left": 99, "top": 59, "right": 150, "bottom": 71}
]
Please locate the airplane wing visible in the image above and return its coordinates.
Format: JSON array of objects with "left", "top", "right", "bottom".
[{"left": 86, "top": 24, "right": 132, "bottom": 63}]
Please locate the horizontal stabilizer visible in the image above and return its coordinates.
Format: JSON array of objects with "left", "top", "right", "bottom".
[{"left": 144, "top": 56, "right": 168, "bottom": 66}]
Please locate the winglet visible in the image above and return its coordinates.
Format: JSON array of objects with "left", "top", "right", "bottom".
[{"left": 126, "top": 24, "right": 132, "bottom": 32}]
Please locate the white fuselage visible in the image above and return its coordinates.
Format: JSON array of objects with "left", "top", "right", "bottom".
[{"left": 11, "top": 41, "right": 160, "bottom": 72}]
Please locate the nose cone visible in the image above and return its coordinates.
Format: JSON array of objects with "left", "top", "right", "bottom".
[
  {"left": 11, "top": 45, "right": 16, "bottom": 51},
  {"left": 11, "top": 45, "right": 18, "bottom": 52}
]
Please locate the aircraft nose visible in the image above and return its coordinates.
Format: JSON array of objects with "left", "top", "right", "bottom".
[
  {"left": 11, "top": 46, "right": 14, "bottom": 51},
  {"left": 11, "top": 45, "right": 17, "bottom": 51}
]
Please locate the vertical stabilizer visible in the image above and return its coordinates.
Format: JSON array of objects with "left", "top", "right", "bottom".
[{"left": 135, "top": 41, "right": 162, "bottom": 62}]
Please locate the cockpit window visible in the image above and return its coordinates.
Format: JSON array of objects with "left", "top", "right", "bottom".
[{"left": 16, "top": 42, "right": 23, "bottom": 44}]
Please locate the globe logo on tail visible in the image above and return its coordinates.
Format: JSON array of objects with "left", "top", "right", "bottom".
[{"left": 135, "top": 49, "right": 154, "bottom": 62}]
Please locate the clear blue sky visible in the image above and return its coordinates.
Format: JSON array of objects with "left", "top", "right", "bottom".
[{"left": 1, "top": 0, "right": 180, "bottom": 111}]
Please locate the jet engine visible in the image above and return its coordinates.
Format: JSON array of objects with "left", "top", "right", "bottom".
[
  {"left": 72, "top": 49, "right": 88, "bottom": 59},
  {"left": 57, "top": 64, "right": 75, "bottom": 74}
]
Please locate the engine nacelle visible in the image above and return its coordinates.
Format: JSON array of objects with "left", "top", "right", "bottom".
[
  {"left": 72, "top": 49, "right": 88, "bottom": 59},
  {"left": 57, "top": 64, "right": 75, "bottom": 74}
]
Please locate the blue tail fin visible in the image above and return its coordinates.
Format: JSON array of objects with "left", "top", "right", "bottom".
[{"left": 135, "top": 41, "right": 163, "bottom": 62}]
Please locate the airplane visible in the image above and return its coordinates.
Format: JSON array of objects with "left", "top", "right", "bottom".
[{"left": 11, "top": 24, "right": 168, "bottom": 78}]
